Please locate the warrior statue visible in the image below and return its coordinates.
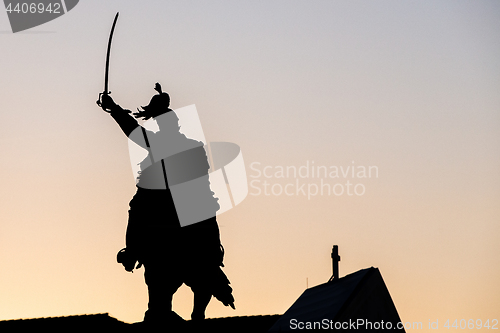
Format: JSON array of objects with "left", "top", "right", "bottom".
[{"left": 98, "top": 84, "right": 235, "bottom": 326}]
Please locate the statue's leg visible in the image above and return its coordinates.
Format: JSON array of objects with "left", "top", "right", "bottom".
[
  {"left": 191, "top": 289, "right": 212, "bottom": 320},
  {"left": 143, "top": 260, "right": 183, "bottom": 323},
  {"left": 184, "top": 216, "right": 227, "bottom": 320}
]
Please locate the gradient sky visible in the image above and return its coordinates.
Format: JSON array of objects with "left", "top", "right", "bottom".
[{"left": 1, "top": 0, "right": 499, "bottom": 329}]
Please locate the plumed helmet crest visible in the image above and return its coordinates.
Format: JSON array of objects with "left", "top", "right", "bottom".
[{"left": 154, "top": 82, "right": 163, "bottom": 94}]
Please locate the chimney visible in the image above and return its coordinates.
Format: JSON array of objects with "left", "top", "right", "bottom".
[{"left": 329, "top": 245, "right": 341, "bottom": 282}]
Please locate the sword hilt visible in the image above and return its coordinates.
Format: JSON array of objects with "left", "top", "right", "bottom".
[{"left": 96, "top": 91, "right": 112, "bottom": 111}]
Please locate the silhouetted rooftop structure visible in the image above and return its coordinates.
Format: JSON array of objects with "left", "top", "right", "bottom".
[
  {"left": 0, "top": 313, "right": 281, "bottom": 332},
  {"left": 268, "top": 267, "right": 405, "bottom": 332},
  {"left": 0, "top": 313, "right": 128, "bottom": 331}
]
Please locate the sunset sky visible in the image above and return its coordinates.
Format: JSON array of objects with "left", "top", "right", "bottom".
[{"left": 1, "top": 1, "right": 499, "bottom": 330}]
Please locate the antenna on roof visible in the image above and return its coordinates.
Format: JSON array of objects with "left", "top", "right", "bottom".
[{"left": 329, "top": 245, "right": 341, "bottom": 282}]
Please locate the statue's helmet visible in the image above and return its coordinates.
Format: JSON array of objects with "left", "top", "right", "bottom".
[{"left": 134, "top": 83, "right": 171, "bottom": 119}]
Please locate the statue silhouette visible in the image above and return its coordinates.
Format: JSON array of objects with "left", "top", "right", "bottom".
[{"left": 98, "top": 84, "right": 235, "bottom": 327}]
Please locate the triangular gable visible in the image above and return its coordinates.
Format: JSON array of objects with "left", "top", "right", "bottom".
[{"left": 269, "top": 267, "right": 405, "bottom": 332}]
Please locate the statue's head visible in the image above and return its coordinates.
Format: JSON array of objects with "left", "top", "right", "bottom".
[{"left": 134, "top": 83, "right": 171, "bottom": 120}]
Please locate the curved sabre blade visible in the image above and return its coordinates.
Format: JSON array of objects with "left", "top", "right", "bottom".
[
  {"left": 104, "top": 12, "right": 119, "bottom": 94},
  {"left": 97, "top": 12, "right": 119, "bottom": 109}
]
